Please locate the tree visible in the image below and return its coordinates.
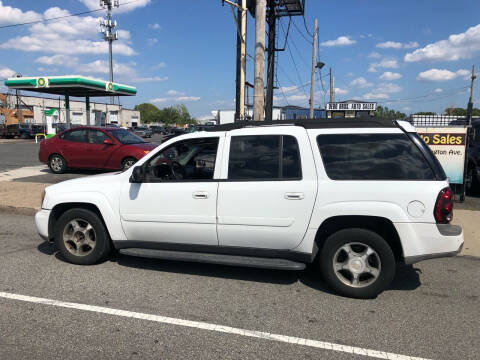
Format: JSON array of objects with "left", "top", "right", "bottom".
[
  {"left": 444, "top": 107, "right": 480, "bottom": 116},
  {"left": 134, "top": 103, "right": 161, "bottom": 124},
  {"left": 414, "top": 112, "right": 437, "bottom": 115},
  {"left": 376, "top": 105, "right": 406, "bottom": 119}
]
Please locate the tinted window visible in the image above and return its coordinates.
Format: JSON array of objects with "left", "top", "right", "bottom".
[
  {"left": 61, "top": 129, "right": 87, "bottom": 143},
  {"left": 108, "top": 129, "right": 145, "bottom": 144},
  {"left": 88, "top": 130, "right": 110, "bottom": 144},
  {"left": 146, "top": 137, "right": 219, "bottom": 181},
  {"left": 228, "top": 135, "right": 301, "bottom": 180},
  {"left": 317, "top": 133, "right": 435, "bottom": 180}
]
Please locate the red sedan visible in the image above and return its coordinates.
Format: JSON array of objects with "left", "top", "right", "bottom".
[{"left": 39, "top": 126, "right": 158, "bottom": 174}]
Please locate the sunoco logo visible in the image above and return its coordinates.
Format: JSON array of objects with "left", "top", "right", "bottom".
[{"left": 106, "top": 82, "right": 114, "bottom": 91}]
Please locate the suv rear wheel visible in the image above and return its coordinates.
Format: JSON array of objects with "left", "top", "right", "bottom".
[
  {"left": 54, "top": 208, "right": 112, "bottom": 265},
  {"left": 319, "top": 228, "right": 396, "bottom": 299}
]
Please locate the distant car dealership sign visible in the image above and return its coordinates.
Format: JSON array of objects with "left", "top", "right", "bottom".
[
  {"left": 326, "top": 102, "right": 377, "bottom": 111},
  {"left": 417, "top": 127, "right": 468, "bottom": 184}
]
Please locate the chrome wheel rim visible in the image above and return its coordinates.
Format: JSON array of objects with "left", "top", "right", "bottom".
[
  {"left": 333, "top": 242, "right": 381, "bottom": 288},
  {"left": 62, "top": 219, "right": 96, "bottom": 256},
  {"left": 123, "top": 159, "right": 135, "bottom": 170},
  {"left": 50, "top": 157, "right": 63, "bottom": 172}
]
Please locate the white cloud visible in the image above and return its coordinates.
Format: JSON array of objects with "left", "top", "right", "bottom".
[
  {"left": 167, "top": 90, "right": 184, "bottom": 96},
  {"left": 151, "top": 95, "right": 200, "bottom": 104},
  {"left": 405, "top": 24, "right": 480, "bottom": 62},
  {"left": 376, "top": 41, "right": 419, "bottom": 49},
  {"left": 379, "top": 71, "right": 402, "bottom": 80},
  {"left": 368, "top": 58, "right": 399, "bottom": 72},
  {"left": 151, "top": 98, "right": 168, "bottom": 103},
  {"left": 0, "top": 1, "right": 42, "bottom": 26},
  {"left": 134, "top": 76, "right": 168, "bottom": 83},
  {"left": 346, "top": 72, "right": 355, "bottom": 77},
  {"left": 35, "top": 54, "right": 75, "bottom": 65},
  {"left": 0, "top": 7, "right": 136, "bottom": 56},
  {"left": 334, "top": 87, "right": 349, "bottom": 95},
  {"left": 147, "top": 38, "right": 158, "bottom": 46},
  {"left": 402, "top": 107, "right": 411, "bottom": 111},
  {"left": 416, "top": 68, "right": 470, "bottom": 82},
  {"left": 177, "top": 96, "right": 200, "bottom": 102},
  {"left": 321, "top": 36, "right": 356, "bottom": 47},
  {"left": 279, "top": 85, "right": 302, "bottom": 93},
  {"left": 363, "top": 92, "right": 389, "bottom": 100},
  {"left": 376, "top": 82, "right": 402, "bottom": 93},
  {"left": 434, "top": 88, "right": 443, "bottom": 93},
  {"left": 349, "top": 77, "right": 373, "bottom": 88},
  {"left": 149, "top": 23, "right": 161, "bottom": 30},
  {"left": 80, "top": 0, "right": 152, "bottom": 14},
  {"left": 368, "top": 52, "right": 382, "bottom": 59},
  {"left": 152, "top": 62, "right": 167, "bottom": 69},
  {"left": 0, "top": 65, "right": 15, "bottom": 78},
  {"left": 287, "top": 94, "right": 309, "bottom": 101}
]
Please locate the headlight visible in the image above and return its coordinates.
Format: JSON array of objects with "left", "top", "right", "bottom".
[{"left": 40, "top": 189, "right": 46, "bottom": 208}]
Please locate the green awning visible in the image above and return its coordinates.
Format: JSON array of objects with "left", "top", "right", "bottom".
[{"left": 4, "top": 75, "right": 137, "bottom": 97}]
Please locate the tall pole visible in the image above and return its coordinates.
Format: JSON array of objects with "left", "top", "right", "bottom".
[
  {"left": 265, "top": 0, "right": 276, "bottom": 121},
  {"left": 100, "top": 0, "right": 119, "bottom": 105},
  {"left": 253, "top": 0, "right": 266, "bottom": 121},
  {"left": 467, "top": 65, "right": 476, "bottom": 125},
  {"left": 329, "top": 67, "right": 335, "bottom": 103},
  {"left": 234, "top": 0, "right": 247, "bottom": 122},
  {"left": 309, "top": 19, "right": 318, "bottom": 118}
]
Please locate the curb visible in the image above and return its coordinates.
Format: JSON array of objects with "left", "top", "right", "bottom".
[{"left": 0, "top": 205, "right": 38, "bottom": 216}]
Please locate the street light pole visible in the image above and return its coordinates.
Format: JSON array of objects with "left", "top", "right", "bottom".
[
  {"left": 253, "top": 0, "right": 266, "bottom": 121},
  {"left": 100, "top": 0, "right": 119, "bottom": 105},
  {"left": 309, "top": 19, "right": 318, "bottom": 119}
]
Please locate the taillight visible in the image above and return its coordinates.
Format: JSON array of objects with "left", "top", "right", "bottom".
[{"left": 434, "top": 187, "right": 453, "bottom": 223}]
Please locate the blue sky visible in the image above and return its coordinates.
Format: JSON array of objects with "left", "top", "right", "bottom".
[{"left": 0, "top": 0, "right": 479, "bottom": 118}]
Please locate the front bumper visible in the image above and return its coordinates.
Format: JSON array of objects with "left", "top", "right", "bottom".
[{"left": 35, "top": 209, "right": 51, "bottom": 241}]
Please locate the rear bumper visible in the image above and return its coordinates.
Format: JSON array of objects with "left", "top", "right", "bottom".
[{"left": 395, "top": 222, "right": 464, "bottom": 265}]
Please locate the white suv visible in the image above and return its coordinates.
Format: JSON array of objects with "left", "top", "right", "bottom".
[{"left": 35, "top": 119, "right": 464, "bottom": 298}]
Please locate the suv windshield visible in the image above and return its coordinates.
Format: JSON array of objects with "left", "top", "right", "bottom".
[{"left": 108, "top": 129, "right": 146, "bottom": 144}]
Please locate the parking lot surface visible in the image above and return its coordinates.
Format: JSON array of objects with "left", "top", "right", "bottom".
[{"left": 0, "top": 212, "right": 479, "bottom": 359}]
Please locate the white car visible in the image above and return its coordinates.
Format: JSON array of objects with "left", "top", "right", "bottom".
[{"left": 35, "top": 119, "right": 463, "bottom": 298}]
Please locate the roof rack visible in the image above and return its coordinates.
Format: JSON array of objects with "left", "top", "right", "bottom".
[{"left": 205, "top": 118, "right": 398, "bottom": 132}]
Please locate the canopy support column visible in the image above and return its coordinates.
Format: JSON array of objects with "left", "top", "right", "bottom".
[
  {"left": 65, "top": 93, "right": 71, "bottom": 129},
  {"left": 86, "top": 96, "right": 91, "bottom": 125}
]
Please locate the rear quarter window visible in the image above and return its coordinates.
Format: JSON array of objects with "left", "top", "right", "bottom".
[{"left": 317, "top": 133, "right": 436, "bottom": 180}]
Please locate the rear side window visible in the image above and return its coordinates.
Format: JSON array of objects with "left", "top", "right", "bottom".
[
  {"left": 60, "top": 129, "right": 87, "bottom": 143},
  {"left": 228, "top": 135, "right": 301, "bottom": 180},
  {"left": 317, "top": 133, "right": 435, "bottom": 180}
]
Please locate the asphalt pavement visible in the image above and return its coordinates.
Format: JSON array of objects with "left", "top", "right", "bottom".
[{"left": 0, "top": 212, "right": 479, "bottom": 359}]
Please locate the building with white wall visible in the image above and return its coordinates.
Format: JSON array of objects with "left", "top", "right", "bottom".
[{"left": 1, "top": 93, "right": 140, "bottom": 127}]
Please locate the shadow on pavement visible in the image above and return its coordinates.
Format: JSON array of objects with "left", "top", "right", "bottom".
[{"left": 37, "top": 240, "right": 421, "bottom": 295}]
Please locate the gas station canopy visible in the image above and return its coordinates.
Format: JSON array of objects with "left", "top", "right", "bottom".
[{"left": 4, "top": 75, "right": 136, "bottom": 97}]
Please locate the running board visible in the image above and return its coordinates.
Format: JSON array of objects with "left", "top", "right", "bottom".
[{"left": 118, "top": 248, "right": 306, "bottom": 271}]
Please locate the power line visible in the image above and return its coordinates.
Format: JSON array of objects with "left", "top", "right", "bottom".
[
  {"left": 378, "top": 86, "right": 469, "bottom": 104},
  {"left": 302, "top": 14, "right": 314, "bottom": 38},
  {"left": 0, "top": 0, "right": 142, "bottom": 29},
  {"left": 291, "top": 17, "right": 312, "bottom": 44}
]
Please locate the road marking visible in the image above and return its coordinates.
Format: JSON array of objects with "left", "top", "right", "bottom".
[
  {"left": 0, "top": 291, "right": 430, "bottom": 360},
  {"left": 0, "top": 165, "right": 48, "bottom": 181}
]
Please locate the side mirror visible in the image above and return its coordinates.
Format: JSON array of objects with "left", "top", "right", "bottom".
[
  {"left": 129, "top": 165, "right": 145, "bottom": 183},
  {"left": 103, "top": 139, "right": 115, "bottom": 145}
]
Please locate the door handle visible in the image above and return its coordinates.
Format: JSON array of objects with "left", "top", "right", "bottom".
[
  {"left": 193, "top": 191, "right": 209, "bottom": 199},
  {"left": 284, "top": 192, "right": 304, "bottom": 200}
]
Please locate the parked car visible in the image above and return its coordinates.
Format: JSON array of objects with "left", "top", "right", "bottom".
[
  {"left": 35, "top": 119, "right": 463, "bottom": 299},
  {"left": 5, "top": 123, "right": 44, "bottom": 139},
  {"left": 38, "top": 126, "right": 158, "bottom": 173},
  {"left": 0, "top": 124, "right": 6, "bottom": 138},
  {"left": 150, "top": 125, "right": 166, "bottom": 135},
  {"left": 133, "top": 126, "right": 152, "bottom": 138},
  {"left": 161, "top": 127, "right": 185, "bottom": 142}
]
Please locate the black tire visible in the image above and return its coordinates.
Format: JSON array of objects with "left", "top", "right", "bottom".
[
  {"left": 319, "top": 228, "right": 396, "bottom": 299},
  {"left": 48, "top": 154, "right": 67, "bottom": 174},
  {"left": 466, "top": 166, "right": 479, "bottom": 195},
  {"left": 54, "top": 208, "right": 111, "bottom": 265},
  {"left": 122, "top": 157, "right": 137, "bottom": 170}
]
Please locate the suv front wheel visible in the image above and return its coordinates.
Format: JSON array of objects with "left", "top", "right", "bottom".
[
  {"left": 319, "top": 228, "right": 396, "bottom": 299},
  {"left": 54, "top": 208, "right": 112, "bottom": 265}
]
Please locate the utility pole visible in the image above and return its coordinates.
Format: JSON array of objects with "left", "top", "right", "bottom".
[
  {"left": 329, "top": 67, "right": 335, "bottom": 103},
  {"left": 253, "top": 0, "right": 266, "bottom": 121},
  {"left": 15, "top": 73, "right": 22, "bottom": 123},
  {"left": 265, "top": 0, "right": 276, "bottom": 121},
  {"left": 309, "top": 18, "right": 318, "bottom": 118},
  {"left": 233, "top": 0, "right": 247, "bottom": 122},
  {"left": 100, "top": 0, "right": 119, "bottom": 104},
  {"left": 467, "top": 65, "right": 476, "bottom": 125}
]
